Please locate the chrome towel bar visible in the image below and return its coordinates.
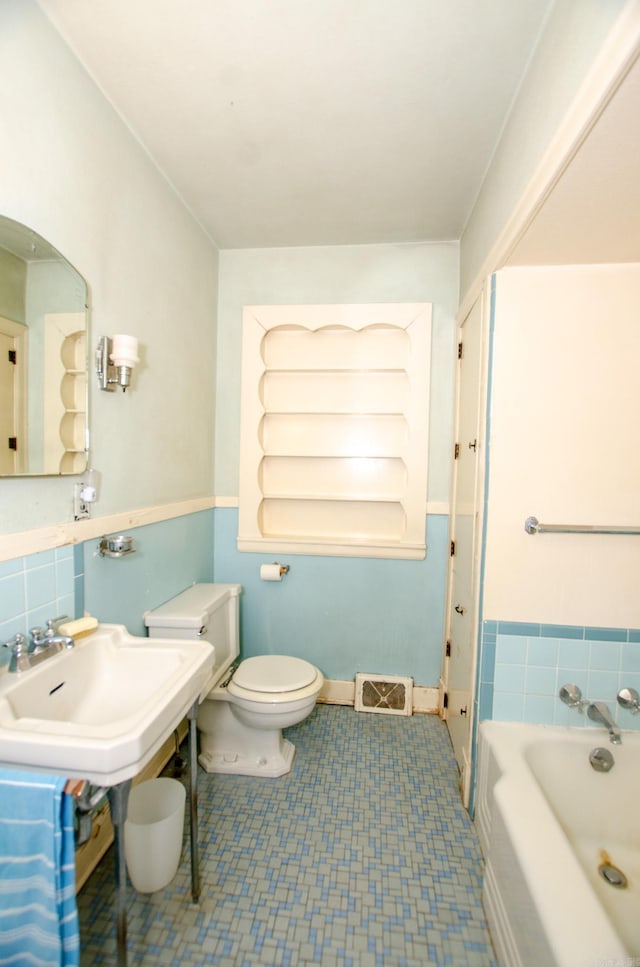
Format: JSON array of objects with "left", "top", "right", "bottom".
[{"left": 525, "top": 516, "right": 640, "bottom": 536}]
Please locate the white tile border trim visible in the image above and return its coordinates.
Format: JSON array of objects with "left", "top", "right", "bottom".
[
  {"left": 0, "top": 496, "right": 449, "bottom": 563},
  {"left": 0, "top": 496, "right": 217, "bottom": 563}
]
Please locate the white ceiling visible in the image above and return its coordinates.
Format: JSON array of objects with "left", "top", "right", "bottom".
[{"left": 38, "top": 0, "right": 554, "bottom": 250}]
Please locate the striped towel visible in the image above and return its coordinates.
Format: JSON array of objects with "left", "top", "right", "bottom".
[{"left": 0, "top": 770, "right": 79, "bottom": 967}]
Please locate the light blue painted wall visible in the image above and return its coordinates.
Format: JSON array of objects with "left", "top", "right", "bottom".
[
  {"left": 212, "top": 242, "right": 459, "bottom": 685},
  {"left": 82, "top": 512, "right": 214, "bottom": 637},
  {"left": 213, "top": 508, "right": 449, "bottom": 684},
  {"left": 0, "top": 514, "right": 214, "bottom": 661},
  {"left": 2, "top": 507, "right": 448, "bottom": 686}
]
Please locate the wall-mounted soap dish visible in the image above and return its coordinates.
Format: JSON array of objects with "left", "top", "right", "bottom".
[{"left": 98, "top": 534, "right": 136, "bottom": 558}]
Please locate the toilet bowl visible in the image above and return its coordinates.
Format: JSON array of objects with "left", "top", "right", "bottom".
[
  {"left": 198, "top": 654, "right": 323, "bottom": 776},
  {"left": 144, "top": 584, "right": 323, "bottom": 778}
]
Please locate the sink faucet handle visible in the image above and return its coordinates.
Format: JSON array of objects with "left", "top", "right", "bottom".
[
  {"left": 3, "top": 632, "right": 26, "bottom": 651},
  {"left": 45, "top": 615, "right": 69, "bottom": 637},
  {"left": 2, "top": 633, "right": 27, "bottom": 672},
  {"left": 617, "top": 687, "right": 640, "bottom": 714}
]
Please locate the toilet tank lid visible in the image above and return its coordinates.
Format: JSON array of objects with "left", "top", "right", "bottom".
[{"left": 144, "top": 583, "right": 241, "bottom": 630}]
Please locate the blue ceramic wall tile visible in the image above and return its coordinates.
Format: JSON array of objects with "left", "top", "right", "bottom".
[
  {"left": 541, "top": 623, "right": 584, "bottom": 639},
  {"left": 480, "top": 636, "right": 495, "bottom": 683},
  {"left": 478, "top": 682, "right": 494, "bottom": 720},
  {"left": 523, "top": 694, "right": 555, "bottom": 724},
  {"left": 484, "top": 618, "right": 640, "bottom": 728},
  {"left": 621, "top": 643, "right": 640, "bottom": 673},
  {"left": 525, "top": 665, "right": 556, "bottom": 695},
  {"left": 0, "top": 558, "right": 23, "bottom": 580},
  {"left": 55, "top": 554, "right": 75, "bottom": 598},
  {"left": 527, "top": 637, "right": 558, "bottom": 667},
  {"left": 585, "top": 626, "right": 627, "bottom": 642},
  {"left": 558, "top": 638, "right": 587, "bottom": 668},
  {"left": 557, "top": 668, "right": 587, "bottom": 692},
  {"left": 494, "top": 663, "right": 525, "bottom": 692},
  {"left": 586, "top": 669, "right": 619, "bottom": 702},
  {"left": 495, "top": 635, "right": 527, "bottom": 664},
  {"left": 497, "top": 621, "right": 540, "bottom": 637},
  {"left": 589, "top": 640, "right": 621, "bottom": 672},
  {"left": 0, "top": 572, "right": 25, "bottom": 622},
  {"left": 0, "top": 547, "right": 78, "bottom": 651},
  {"left": 25, "top": 563, "right": 56, "bottom": 612},
  {"left": 492, "top": 691, "right": 524, "bottom": 722}
]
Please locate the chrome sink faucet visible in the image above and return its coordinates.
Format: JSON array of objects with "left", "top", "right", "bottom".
[
  {"left": 587, "top": 701, "right": 622, "bottom": 745},
  {"left": 2, "top": 617, "right": 74, "bottom": 674},
  {"left": 30, "top": 616, "right": 73, "bottom": 654}
]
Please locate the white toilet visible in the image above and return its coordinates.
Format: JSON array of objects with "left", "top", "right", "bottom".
[{"left": 144, "top": 583, "right": 323, "bottom": 777}]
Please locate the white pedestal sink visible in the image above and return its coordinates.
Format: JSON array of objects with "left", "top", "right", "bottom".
[
  {"left": 0, "top": 623, "right": 214, "bottom": 783},
  {"left": 0, "top": 623, "right": 214, "bottom": 967}
]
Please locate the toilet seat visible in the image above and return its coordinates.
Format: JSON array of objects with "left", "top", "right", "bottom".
[
  {"left": 232, "top": 655, "right": 317, "bottom": 693},
  {"left": 227, "top": 655, "right": 321, "bottom": 705}
]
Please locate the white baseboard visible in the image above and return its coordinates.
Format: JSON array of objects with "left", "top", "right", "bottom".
[{"left": 318, "top": 679, "right": 440, "bottom": 714}]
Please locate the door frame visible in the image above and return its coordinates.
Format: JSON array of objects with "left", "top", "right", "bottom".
[
  {"left": 0, "top": 315, "right": 27, "bottom": 475},
  {"left": 441, "top": 284, "right": 491, "bottom": 808}
]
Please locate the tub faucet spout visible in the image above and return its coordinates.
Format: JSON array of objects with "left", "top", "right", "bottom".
[{"left": 587, "top": 701, "right": 622, "bottom": 744}]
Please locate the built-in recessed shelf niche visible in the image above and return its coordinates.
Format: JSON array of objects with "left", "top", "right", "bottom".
[{"left": 239, "top": 303, "right": 431, "bottom": 560}]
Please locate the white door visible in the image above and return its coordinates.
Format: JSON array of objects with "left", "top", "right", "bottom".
[
  {"left": 0, "top": 331, "right": 17, "bottom": 474},
  {"left": 443, "top": 292, "right": 487, "bottom": 806}
]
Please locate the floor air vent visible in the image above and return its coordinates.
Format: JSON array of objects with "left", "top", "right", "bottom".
[{"left": 354, "top": 673, "right": 413, "bottom": 716}]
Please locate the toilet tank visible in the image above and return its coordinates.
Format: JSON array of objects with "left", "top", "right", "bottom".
[{"left": 144, "top": 583, "right": 241, "bottom": 688}]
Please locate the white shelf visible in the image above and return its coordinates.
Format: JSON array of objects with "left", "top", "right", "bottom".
[{"left": 239, "top": 303, "right": 431, "bottom": 558}]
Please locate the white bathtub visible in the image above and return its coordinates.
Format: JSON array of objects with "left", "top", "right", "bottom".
[{"left": 475, "top": 721, "right": 640, "bottom": 967}]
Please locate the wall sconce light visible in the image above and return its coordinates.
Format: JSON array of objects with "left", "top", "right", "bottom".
[
  {"left": 74, "top": 468, "right": 100, "bottom": 521},
  {"left": 96, "top": 335, "right": 139, "bottom": 392}
]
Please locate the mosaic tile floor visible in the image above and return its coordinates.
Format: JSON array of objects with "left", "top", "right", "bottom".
[{"left": 77, "top": 705, "right": 497, "bottom": 966}]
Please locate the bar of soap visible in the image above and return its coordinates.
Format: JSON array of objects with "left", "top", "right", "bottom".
[{"left": 57, "top": 616, "right": 98, "bottom": 639}]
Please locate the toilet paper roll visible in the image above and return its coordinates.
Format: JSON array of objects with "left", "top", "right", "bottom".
[{"left": 260, "top": 564, "right": 282, "bottom": 582}]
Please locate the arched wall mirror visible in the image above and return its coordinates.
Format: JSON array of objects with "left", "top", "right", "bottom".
[{"left": 0, "top": 216, "right": 89, "bottom": 476}]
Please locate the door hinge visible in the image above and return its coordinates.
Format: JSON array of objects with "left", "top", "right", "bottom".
[
  {"left": 445, "top": 641, "right": 451, "bottom": 657},
  {"left": 8, "top": 350, "right": 16, "bottom": 365},
  {"left": 8, "top": 437, "right": 17, "bottom": 451},
  {"left": 450, "top": 540, "right": 455, "bottom": 556},
  {"left": 443, "top": 692, "right": 449, "bottom": 709},
  {"left": 457, "top": 342, "right": 463, "bottom": 359},
  {"left": 454, "top": 442, "right": 460, "bottom": 459}
]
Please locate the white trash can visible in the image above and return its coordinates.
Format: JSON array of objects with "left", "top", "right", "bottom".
[{"left": 124, "top": 777, "right": 186, "bottom": 893}]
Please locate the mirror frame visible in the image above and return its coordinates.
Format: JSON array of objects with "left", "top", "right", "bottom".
[{"left": 0, "top": 216, "right": 89, "bottom": 477}]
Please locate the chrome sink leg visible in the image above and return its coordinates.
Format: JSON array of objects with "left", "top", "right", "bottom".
[
  {"left": 107, "top": 780, "right": 132, "bottom": 967},
  {"left": 188, "top": 700, "right": 200, "bottom": 903}
]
